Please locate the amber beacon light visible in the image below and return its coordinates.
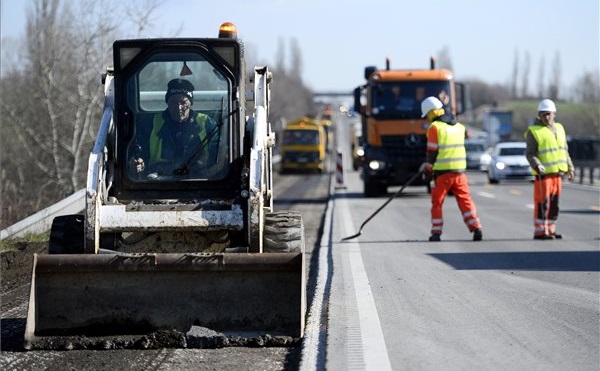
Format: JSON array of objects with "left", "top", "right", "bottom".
[{"left": 218, "top": 22, "right": 238, "bottom": 39}]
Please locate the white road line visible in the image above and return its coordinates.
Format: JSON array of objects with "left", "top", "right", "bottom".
[
  {"left": 477, "top": 191, "right": 495, "bottom": 198},
  {"left": 300, "top": 178, "right": 334, "bottom": 371},
  {"left": 339, "top": 197, "right": 393, "bottom": 371}
]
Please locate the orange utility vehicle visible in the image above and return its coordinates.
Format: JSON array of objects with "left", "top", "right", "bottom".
[{"left": 353, "top": 57, "right": 466, "bottom": 196}]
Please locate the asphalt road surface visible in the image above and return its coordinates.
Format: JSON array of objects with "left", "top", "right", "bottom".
[
  {"left": 2, "top": 110, "right": 598, "bottom": 371},
  {"left": 322, "top": 168, "right": 599, "bottom": 371}
]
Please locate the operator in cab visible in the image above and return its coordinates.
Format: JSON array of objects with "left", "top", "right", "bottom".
[{"left": 130, "top": 78, "right": 221, "bottom": 180}]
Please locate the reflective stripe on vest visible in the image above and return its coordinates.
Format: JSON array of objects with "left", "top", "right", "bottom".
[
  {"left": 149, "top": 113, "right": 209, "bottom": 165},
  {"left": 527, "top": 122, "right": 568, "bottom": 175},
  {"left": 431, "top": 120, "right": 467, "bottom": 171}
]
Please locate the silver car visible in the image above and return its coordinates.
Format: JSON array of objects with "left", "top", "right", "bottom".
[
  {"left": 487, "top": 142, "right": 534, "bottom": 184},
  {"left": 465, "top": 140, "right": 487, "bottom": 170}
]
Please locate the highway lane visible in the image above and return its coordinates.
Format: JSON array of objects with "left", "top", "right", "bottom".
[{"left": 323, "top": 168, "right": 599, "bottom": 371}]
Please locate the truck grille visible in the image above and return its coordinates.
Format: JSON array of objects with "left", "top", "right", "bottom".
[{"left": 381, "top": 135, "right": 427, "bottom": 158}]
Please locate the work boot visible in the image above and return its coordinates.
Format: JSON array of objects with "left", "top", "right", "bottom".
[
  {"left": 534, "top": 234, "right": 555, "bottom": 240},
  {"left": 551, "top": 233, "right": 563, "bottom": 239},
  {"left": 472, "top": 228, "right": 483, "bottom": 241},
  {"left": 429, "top": 234, "right": 441, "bottom": 242}
]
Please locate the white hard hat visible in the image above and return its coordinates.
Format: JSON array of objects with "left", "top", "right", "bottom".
[
  {"left": 537, "top": 99, "right": 556, "bottom": 112},
  {"left": 421, "top": 96, "right": 443, "bottom": 118}
]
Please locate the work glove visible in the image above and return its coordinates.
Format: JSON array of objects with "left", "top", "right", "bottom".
[
  {"left": 420, "top": 162, "right": 433, "bottom": 181},
  {"left": 419, "top": 162, "right": 433, "bottom": 174},
  {"left": 130, "top": 157, "right": 145, "bottom": 173},
  {"left": 567, "top": 170, "right": 574, "bottom": 182},
  {"left": 535, "top": 165, "right": 545, "bottom": 175}
]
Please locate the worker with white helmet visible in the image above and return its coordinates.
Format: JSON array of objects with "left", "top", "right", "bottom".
[
  {"left": 525, "top": 99, "right": 574, "bottom": 240},
  {"left": 420, "top": 96, "right": 483, "bottom": 242}
]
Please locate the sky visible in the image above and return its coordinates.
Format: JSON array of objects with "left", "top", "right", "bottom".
[{"left": 1, "top": 0, "right": 599, "bottom": 96}]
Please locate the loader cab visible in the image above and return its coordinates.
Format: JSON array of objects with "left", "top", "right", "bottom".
[{"left": 110, "top": 38, "right": 245, "bottom": 200}]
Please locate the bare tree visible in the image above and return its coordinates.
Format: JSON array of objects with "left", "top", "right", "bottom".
[
  {"left": 463, "top": 78, "right": 511, "bottom": 109},
  {"left": 289, "top": 37, "right": 303, "bottom": 81},
  {"left": 436, "top": 46, "right": 453, "bottom": 71},
  {"left": 0, "top": 0, "right": 154, "bottom": 227},
  {"left": 274, "top": 37, "right": 286, "bottom": 75},
  {"left": 574, "top": 70, "right": 600, "bottom": 103},
  {"left": 511, "top": 48, "right": 519, "bottom": 98},
  {"left": 548, "top": 51, "right": 562, "bottom": 99},
  {"left": 536, "top": 54, "right": 546, "bottom": 98},
  {"left": 269, "top": 38, "right": 315, "bottom": 130},
  {"left": 520, "top": 51, "right": 530, "bottom": 98},
  {"left": 124, "top": 0, "right": 160, "bottom": 37}
]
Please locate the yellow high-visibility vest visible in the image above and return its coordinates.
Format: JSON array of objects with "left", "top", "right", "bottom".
[
  {"left": 430, "top": 120, "right": 467, "bottom": 171},
  {"left": 526, "top": 123, "right": 568, "bottom": 175}
]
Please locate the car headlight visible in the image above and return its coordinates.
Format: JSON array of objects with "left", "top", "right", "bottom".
[
  {"left": 495, "top": 162, "right": 506, "bottom": 170},
  {"left": 368, "top": 160, "right": 385, "bottom": 171},
  {"left": 356, "top": 148, "right": 365, "bottom": 157}
]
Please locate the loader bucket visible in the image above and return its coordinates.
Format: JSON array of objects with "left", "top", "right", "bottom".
[{"left": 24, "top": 252, "right": 305, "bottom": 349}]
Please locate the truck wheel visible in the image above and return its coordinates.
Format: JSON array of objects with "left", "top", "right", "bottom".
[
  {"left": 263, "top": 211, "right": 304, "bottom": 253},
  {"left": 48, "top": 214, "right": 85, "bottom": 254}
]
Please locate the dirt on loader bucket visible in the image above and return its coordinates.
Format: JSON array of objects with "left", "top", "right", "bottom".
[{"left": 24, "top": 252, "right": 305, "bottom": 350}]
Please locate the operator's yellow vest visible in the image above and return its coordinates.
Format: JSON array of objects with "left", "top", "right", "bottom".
[
  {"left": 149, "top": 113, "right": 209, "bottom": 165},
  {"left": 430, "top": 120, "right": 467, "bottom": 171},
  {"left": 526, "top": 123, "right": 568, "bottom": 175}
]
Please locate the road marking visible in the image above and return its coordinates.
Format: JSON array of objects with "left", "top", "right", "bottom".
[
  {"left": 300, "top": 177, "right": 334, "bottom": 371},
  {"left": 478, "top": 191, "right": 495, "bottom": 198},
  {"left": 338, "top": 197, "right": 393, "bottom": 371}
]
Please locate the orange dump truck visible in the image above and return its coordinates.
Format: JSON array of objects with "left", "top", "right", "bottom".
[{"left": 353, "top": 57, "right": 466, "bottom": 196}]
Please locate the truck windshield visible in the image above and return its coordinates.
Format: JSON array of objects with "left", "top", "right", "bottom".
[
  {"left": 283, "top": 130, "right": 320, "bottom": 145},
  {"left": 370, "top": 81, "right": 452, "bottom": 119}
]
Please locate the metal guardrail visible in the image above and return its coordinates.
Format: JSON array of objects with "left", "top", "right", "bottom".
[{"left": 0, "top": 189, "right": 86, "bottom": 240}]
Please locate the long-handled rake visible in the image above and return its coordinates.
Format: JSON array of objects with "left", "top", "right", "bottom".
[{"left": 342, "top": 170, "right": 424, "bottom": 241}]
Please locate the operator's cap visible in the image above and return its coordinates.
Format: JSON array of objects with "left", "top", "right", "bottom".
[{"left": 165, "top": 78, "right": 194, "bottom": 103}]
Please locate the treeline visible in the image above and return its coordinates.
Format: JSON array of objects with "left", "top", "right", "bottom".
[{"left": 436, "top": 46, "right": 600, "bottom": 135}]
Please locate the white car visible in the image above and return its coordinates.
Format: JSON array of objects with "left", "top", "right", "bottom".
[
  {"left": 487, "top": 142, "right": 534, "bottom": 184},
  {"left": 479, "top": 147, "right": 493, "bottom": 172}
]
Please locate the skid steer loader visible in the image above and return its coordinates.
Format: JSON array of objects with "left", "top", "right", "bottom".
[{"left": 24, "top": 23, "right": 306, "bottom": 349}]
